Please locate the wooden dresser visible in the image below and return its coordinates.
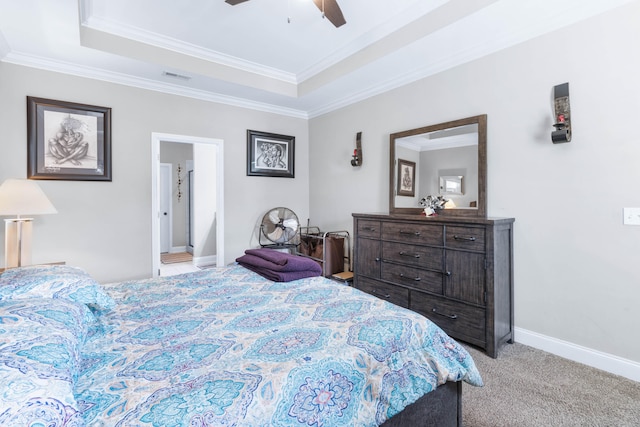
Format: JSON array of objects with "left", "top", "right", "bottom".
[{"left": 352, "top": 213, "right": 514, "bottom": 358}]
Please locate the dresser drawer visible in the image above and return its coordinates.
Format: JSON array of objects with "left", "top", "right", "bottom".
[
  {"left": 381, "top": 263, "right": 443, "bottom": 294},
  {"left": 357, "top": 220, "right": 381, "bottom": 239},
  {"left": 383, "top": 242, "right": 443, "bottom": 270},
  {"left": 356, "top": 277, "right": 408, "bottom": 308},
  {"left": 410, "top": 292, "right": 486, "bottom": 347},
  {"left": 445, "top": 226, "right": 485, "bottom": 251},
  {"left": 382, "top": 222, "right": 443, "bottom": 245}
]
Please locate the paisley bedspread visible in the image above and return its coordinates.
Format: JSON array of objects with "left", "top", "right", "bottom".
[{"left": 1, "top": 263, "right": 482, "bottom": 426}]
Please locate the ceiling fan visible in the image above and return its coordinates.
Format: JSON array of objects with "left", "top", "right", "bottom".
[{"left": 225, "top": 0, "right": 346, "bottom": 28}]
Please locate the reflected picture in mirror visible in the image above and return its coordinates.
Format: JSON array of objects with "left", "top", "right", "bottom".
[
  {"left": 397, "top": 159, "right": 416, "bottom": 197},
  {"left": 389, "top": 115, "right": 487, "bottom": 217}
]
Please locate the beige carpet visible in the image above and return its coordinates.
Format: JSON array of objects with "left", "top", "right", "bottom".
[
  {"left": 160, "top": 252, "right": 193, "bottom": 264},
  {"left": 462, "top": 343, "right": 640, "bottom": 426}
]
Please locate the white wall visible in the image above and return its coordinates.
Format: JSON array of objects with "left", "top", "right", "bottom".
[
  {"left": 0, "top": 63, "right": 310, "bottom": 282},
  {"left": 193, "top": 143, "right": 217, "bottom": 260},
  {"left": 309, "top": 2, "right": 640, "bottom": 366}
]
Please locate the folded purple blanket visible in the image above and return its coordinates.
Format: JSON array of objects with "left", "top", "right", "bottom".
[
  {"left": 236, "top": 250, "right": 322, "bottom": 273},
  {"left": 238, "top": 262, "right": 321, "bottom": 282},
  {"left": 235, "top": 248, "right": 322, "bottom": 282},
  {"left": 244, "top": 248, "right": 290, "bottom": 265}
]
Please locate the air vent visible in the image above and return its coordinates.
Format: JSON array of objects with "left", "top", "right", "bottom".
[{"left": 162, "top": 71, "right": 191, "bottom": 81}]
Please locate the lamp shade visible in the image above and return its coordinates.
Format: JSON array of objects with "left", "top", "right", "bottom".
[{"left": 0, "top": 179, "right": 57, "bottom": 216}]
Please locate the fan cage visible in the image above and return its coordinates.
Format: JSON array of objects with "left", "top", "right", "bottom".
[{"left": 259, "top": 207, "right": 300, "bottom": 248}]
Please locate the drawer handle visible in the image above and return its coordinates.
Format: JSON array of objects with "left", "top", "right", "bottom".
[
  {"left": 372, "top": 289, "right": 391, "bottom": 299},
  {"left": 363, "top": 227, "right": 377, "bottom": 232},
  {"left": 399, "top": 251, "right": 420, "bottom": 259},
  {"left": 453, "top": 235, "right": 476, "bottom": 242},
  {"left": 399, "top": 273, "right": 421, "bottom": 282},
  {"left": 432, "top": 308, "right": 458, "bottom": 320},
  {"left": 399, "top": 231, "right": 421, "bottom": 237}
]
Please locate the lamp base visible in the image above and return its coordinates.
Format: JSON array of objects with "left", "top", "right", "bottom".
[{"left": 4, "top": 218, "right": 33, "bottom": 269}]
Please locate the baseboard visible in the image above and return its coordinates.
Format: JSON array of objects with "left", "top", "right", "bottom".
[
  {"left": 169, "top": 246, "right": 187, "bottom": 253},
  {"left": 193, "top": 255, "right": 216, "bottom": 268},
  {"left": 515, "top": 327, "right": 640, "bottom": 383}
]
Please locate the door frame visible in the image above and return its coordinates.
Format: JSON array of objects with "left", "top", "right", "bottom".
[
  {"left": 159, "top": 163, "right": 173, "bottom": 253},
  {"left": 151, "top": 133, "right": 224, "bottom": 278}
]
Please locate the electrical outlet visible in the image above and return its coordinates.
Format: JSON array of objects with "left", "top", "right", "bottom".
[{"left": 623, "top": 208, "right": 640, "bottom": 225}]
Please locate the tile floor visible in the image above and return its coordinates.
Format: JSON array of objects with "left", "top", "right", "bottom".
[{"left": 159, "top": 261, "right": 201, "bottom": 277}]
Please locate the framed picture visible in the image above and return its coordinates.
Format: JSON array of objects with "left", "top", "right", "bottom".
[
  {"left": 27, "top": 96, "right": 112, "bottom": 181},
  {"left": 397, "top": 158, "right": 416, "bottom": 197},
  {"left": 246, "top": 130, "right": 295, "bottom": 178}
]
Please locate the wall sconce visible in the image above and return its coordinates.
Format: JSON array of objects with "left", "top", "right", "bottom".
[
  {"left": 351, "top": 132, "right": 363, "bottom": 166},
  {"left": 177, "top": 163, "right": 183, "bottom": 202},
  {"left": 552, "top": 82, "right": 571, "bottom": 143},
  {"left": 0, "top": 179, "right": 57, "bottom": 268}
]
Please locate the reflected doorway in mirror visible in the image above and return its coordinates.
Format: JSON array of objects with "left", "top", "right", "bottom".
[{"left": 439, "top": 175, "right": 464, "bottom": 196}]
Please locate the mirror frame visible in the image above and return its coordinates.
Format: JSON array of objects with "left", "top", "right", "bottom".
[{"left": 389, "top": 114, "right": 487, "bottom": 217}]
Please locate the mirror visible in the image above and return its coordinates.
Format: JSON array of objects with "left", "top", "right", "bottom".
[{"left": 389, "top": 115, "right": 487, "bottom": 217}]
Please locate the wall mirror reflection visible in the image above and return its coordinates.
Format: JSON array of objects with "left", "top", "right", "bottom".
[{"left": 389, "top": 115, "right": 487, "bottom": 217}]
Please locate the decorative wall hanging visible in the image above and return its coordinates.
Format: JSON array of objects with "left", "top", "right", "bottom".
[
  {"left": 177, "top": 163, "right": 183, "bottom": 202},
  {"left": 27, "top": 97, "right": 112, "bottom": 181},
  {"left": 351, "top": 131, "right": 362, "bottom": 167},
  {"left": 551, "top": 82, "right": 571, "bottom": 143},
  {"left": 396, "top": 159, "right": 416, "bottom": 197},
  {"left": 246, "top": 130, "right": 295, "bottom": 178}
]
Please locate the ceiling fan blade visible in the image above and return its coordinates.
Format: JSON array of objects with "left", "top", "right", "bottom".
[
  {"left": 225, "top": 0, "right": 249, "bottom": 5},
  {"left": 311, "top": 0, "right": 346, "bottom": 28}
]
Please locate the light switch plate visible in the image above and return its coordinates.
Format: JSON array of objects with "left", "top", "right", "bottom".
[{"left": 623, "top": 208, "right": 640, "bottom": 225}]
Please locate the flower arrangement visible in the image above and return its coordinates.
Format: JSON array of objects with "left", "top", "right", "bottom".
[{"left": 419, "top": 195, "right": 448, "bottom": 216}]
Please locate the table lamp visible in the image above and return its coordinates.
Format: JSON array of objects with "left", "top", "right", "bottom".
[{"left": 0, "top": 179, "right": 57, "bottom": 269}]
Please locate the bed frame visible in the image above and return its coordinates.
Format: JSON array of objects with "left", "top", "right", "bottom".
[{"left": 381, "top": 380, "right": 461, "bottom": 427}]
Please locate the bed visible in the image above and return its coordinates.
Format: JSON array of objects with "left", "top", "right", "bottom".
[{"left": 0, "top": 262, "right": 482, "bottom": 426}]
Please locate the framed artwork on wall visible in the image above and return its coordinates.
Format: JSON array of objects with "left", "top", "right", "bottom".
[
  {"left": 27, "top": 96, "right": 112, "bottom": 181},
  {"left": 246, "top": 130, "right": 295, "bottom": 178},
  {"left": 397, "top": 158, "right": 416, "bottom": 197}
]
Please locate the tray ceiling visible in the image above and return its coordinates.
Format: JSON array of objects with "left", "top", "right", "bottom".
[{"left": 0, "top": 0, "right": 632, "bottom": 118}]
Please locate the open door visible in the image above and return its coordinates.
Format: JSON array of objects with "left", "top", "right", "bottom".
[{"left": 159, "top": 163, "right": 172, "bottom": 254}]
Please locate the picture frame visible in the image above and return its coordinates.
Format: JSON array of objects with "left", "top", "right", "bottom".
[
  {"left": 27, "top": 96, "right": 112, "bottom": 181},
  {"left": 246, "top": 130, "right": 295, "bottom": 178},
  {"left": 397, "top": 158, "right": 416, "bottom": 197}
]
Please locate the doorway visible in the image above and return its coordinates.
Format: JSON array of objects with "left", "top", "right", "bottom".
[
  {"left": 151, "top": 133, "right": 224, "bottom": 278},
  {"left": 159, "top": 163, "right": 172, "bottom": 254},
  {"left": 186, "top": 160, "right": 194, "bottom": 255}
]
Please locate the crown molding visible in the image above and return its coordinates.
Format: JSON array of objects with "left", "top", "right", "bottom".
[
  {"left": 308, "top": 0, "right": 632, "bottom": 118},
  {"left": 81, "top": 14, "right": 297, "bottom": 85},
  {"left": 1, "top": 51, "right": 308, "bottom": 119},
  {"left": 7, "top": 0, "right": 635, "bottom": 120},
  {"left": 297, "top": 0, "right": 449, "bottom": 83}
]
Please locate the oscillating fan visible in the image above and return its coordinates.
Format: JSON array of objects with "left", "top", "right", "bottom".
[{"left": 259, "top": 207, "right": 300, "bottom": 247}]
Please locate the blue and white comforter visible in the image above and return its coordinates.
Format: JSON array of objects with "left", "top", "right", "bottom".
[{"left": 1, "top": 264, "right": 482, "bottom": 426}]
